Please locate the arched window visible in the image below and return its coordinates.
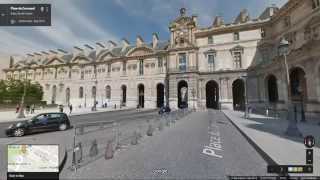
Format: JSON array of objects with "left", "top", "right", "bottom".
[
  {"left": 79, "top": 87, "right": 84, "bottom": 98},
  {"left": 105, "top": 86, "right": 111, "bottom": 99}
]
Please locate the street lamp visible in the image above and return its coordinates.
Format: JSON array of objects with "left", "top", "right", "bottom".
[
  {"left": 241, "top": 75, "right": 249, "bottom": 118},
  {"left": 92, "top": 81, "right": 97, "bottom": 111},
  {"left": 191, "top": 88, "right": 196, "bottom": 111},
  {"left": 278, "top": 38, "right": 302, "bottom": 137},
  {"left": 298, "top": 86, "right": 306, "bottom": 122}
]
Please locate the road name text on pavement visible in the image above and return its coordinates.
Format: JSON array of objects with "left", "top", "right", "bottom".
[{"left": 202, "top": 119, "right": 223, "bottom": 158}]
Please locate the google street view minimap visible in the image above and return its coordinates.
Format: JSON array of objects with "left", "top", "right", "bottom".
[
  {"left": 8, "top": 145, "right": 59, "bottom": 173},
  {"left": 0, "top": 0, "right": 319, "bottom": 180}
]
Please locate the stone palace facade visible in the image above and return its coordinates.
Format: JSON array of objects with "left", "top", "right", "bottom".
[{"left": 3, "top": 0, "right": 320, "bottom": 118}]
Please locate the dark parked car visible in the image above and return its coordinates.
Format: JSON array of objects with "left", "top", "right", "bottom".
[
  {"left": 158, "top": 106, "right": 171, "bottom": 115},
  {"left": 6, "top": 113, "right": 71, "bottom": 137}
]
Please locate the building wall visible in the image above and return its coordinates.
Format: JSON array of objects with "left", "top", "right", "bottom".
[{"left": 3, "top": 2, "right": 320, "bottom": 119}]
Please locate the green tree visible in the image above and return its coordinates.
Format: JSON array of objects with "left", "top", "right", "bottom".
[{"left": 1, "top": 79, "right": 43, "bottom": 105}]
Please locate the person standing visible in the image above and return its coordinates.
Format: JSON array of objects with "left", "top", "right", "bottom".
[
  {"left": 26, "top": 105, "right": 30, "bottom": 114},
  {"left": 31, "top": 104, "right": 35, "bottom": 114},
  {"left": 16, "top": 104, "right": 20, "bottom": 113},
  {"left": 69, "top": 104, "right": 73, "bottom": 114}
]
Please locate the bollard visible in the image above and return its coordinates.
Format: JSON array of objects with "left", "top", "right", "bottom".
[
  {"left": 138, "top": 123, "right": 143, "bottom": 139},
  {"left": 146, "top": 124, "right": 153, "bottom": 136},
  {"left": 113, "top": 122, "right": 121, "bottom": 150},
  {"left": 77, "top": 142, "right": 83, "bottom": 163},
  {"left": 89, "top": 139, "right": 98, "bottom": 157},
  {"left": 105, "top": 140, "right": 114, "bottom": 160},
  {"left": 158, "top": 120, "right": 164, "bottom": 131},
  {"left": 131, "top": 131, "right": 139, "bottom": 145},
  {"left": 170, "top": 113, "right": 175, "bottom": 124}
]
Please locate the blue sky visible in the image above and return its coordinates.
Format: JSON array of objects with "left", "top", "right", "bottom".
[{"left": 0, "top": 0, "right": 287, "bottom": 56}]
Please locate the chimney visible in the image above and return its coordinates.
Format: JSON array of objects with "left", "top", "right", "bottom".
[
  {"left": 49, "top": 50, "right": 58, "bottom": 54},
  {"left": 84, "top": 44, "right": 94, "bottom": 56},
  {"left": 121, "top": 38, "right": 130, "bottom": 51},
  {"left": 73, "top": 46, "right": 84, "bottom": 55},
  {"left": 108, "top": 40, "right": 117, "bottom": 49},
  {"left": 57, "top": 49, "right": 68, "bottom": 54},
  {"left": 235, "top": 9, "right": 250, "bottom": 24},
  {"left": 41, "top": 51, "right": 49, "bottom": 55},
  {"left": 33, "top": 52, "right": 42, "bottom": 63},
  {"left": 192, "top": 15, "right": 198, "bottom": 26},
  {"left": 9, "top": 56, "right": 14, "bottom": 68},
  {"left": 213, "top": 16, "right": 224, "bottom": 27},
  {"left": 95, "top": 42, "right": 106, "bottom": 54},
  {"left": 136, "top": 36, "right": 144, "bottom": 46},
  {"left": 152, "top": 33, "right": 159, "bottom": 49}
]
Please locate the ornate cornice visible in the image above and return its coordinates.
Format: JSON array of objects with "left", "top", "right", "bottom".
[{"left": 195, "top": 20, "right": 268, "bottom": 38}]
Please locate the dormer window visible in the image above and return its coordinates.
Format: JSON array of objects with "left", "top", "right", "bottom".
[
  {"left": 208, "top": 36, "right": 214, "bottom": 44},
  {"left": 180, "top": 38, "right": 184, "bottom": 44},
  {"left": 234, "top": 32, "right": 240, "bottom": 41}
]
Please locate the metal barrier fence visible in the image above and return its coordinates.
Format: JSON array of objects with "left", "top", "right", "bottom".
[{"left": 70, "top": 108, "right": 193, "bottom": 172}]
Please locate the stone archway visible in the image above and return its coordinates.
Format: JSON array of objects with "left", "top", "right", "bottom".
[
  {"left": 177, "top": 80, "right": 188, "bottom": 109},
  {"left": 206, "top": 80, "right": 219, "bottom": 109},
  {"left": 266, "top": 75, "right": 279, "bottom": 103},
  {"left": 52, "top": 85, "right": 57, "bottom": 104},
  {"left": 156, "top": 83, "right": 165, "bottom": 108},
  {"left": 138, "top": 84, "right": 144, "bottom": 108},
  {"left": 232, "top": 79, "right": 245, "bottom": 111},
  {"left": 290, "top": 67, "right": 307, "bottom": 101}
]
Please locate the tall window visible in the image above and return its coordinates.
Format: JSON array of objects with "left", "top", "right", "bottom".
[
  {"left": 234, "top": 32, "right": 240, "bottom": 41},
  {"left": 208, "top": 54, "right": 215, "bottom": 71},
  {"left": 92, "top": 86, "right": 96, "bottom": 98},
  {"left": 178, "top": 53, "right": 187, "bottom": 71},
  {"left": 139, "top": 59, "right": 144, "bottom": 75},
  {"left": 105, "top": 86, "right": 111, "bottom": 99},
  {"left": 123, "top": 61, "right": 127, "bottom": 72},
  {"left": 208, "top": 36, "right": 214, "bottom": 44},
  {"left": 81, "top": 70, "right": 84, "bottom": 79},
  {"left": 79, "top": 87, "right": 84, "bottom": 98},
  {"left": 107, "top": 63, "right": 111, "bottom": 74},
  {"left": 233, "top": 52, "right": 242, "bottom": 69},
  {"left": 158, "top": 57, "right": 163, "bottom": 73}
]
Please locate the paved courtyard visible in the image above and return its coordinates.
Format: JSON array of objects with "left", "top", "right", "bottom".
[
  {"left": 59, "top": 110, "right": 270, "bottom": 179},
  {"left": 2, "top": 108, "right": 318, "bottom": 179}
]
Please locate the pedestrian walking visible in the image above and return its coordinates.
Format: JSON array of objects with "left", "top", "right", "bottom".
[
  {"left": 16, "top": 104, "right": 20, "bottom": 113},
  {"left": 31, "top": 104, "right": 35, "bottom": 114},
  {"left": 26, "top": 105, "right": 30, "bottom": 114},
  {"left": 59, "top": 105, "right": 64, "bottom": 113},
  {"left": 69, "top": 104, "right": 73, "bottom": 114}
]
